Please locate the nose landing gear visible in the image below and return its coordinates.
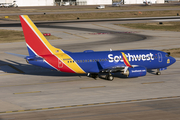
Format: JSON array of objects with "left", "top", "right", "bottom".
[{"left": 156, "top": 69, "right": 161, "bottom": 75}]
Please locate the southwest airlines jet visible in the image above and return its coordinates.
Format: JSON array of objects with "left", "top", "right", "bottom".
[{"left": 7, "top": 15, "right": 176, "bottom": 81}]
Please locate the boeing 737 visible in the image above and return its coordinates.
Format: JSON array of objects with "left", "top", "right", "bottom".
[{"left": 6, "top": 15, "right": 176, "bottom": 81}]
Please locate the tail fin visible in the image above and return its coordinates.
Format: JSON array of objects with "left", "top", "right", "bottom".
[{"left": 19, "top": 15, "right": 63, "bottom": 56}]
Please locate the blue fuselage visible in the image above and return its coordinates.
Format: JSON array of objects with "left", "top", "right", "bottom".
[{"left": 64, "top": 49, "right": 176, "bottom": 73}]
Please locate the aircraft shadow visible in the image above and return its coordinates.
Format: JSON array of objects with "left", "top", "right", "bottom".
[
  {"left": 0, "top": 59, "right": 157, "bottom": 80},
  {"left": 147, "top": 69, "right": 156, "bottom": 75},
  {"left": 0, "top": 59, "right": 86, "bottom": 77}
]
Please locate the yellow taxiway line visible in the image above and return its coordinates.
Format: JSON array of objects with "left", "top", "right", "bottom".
[
  {"left": 0, "top": 96, "right": 180, "bottom": 114},
  {"left": 142, "top": 81, "right": 165, "bottom": 84},
  {"left": 13, "top": 91, "right": 41, "bottom": 95},
  {"left": 80, "top": 86, "right": 106, "bottom": 89}
]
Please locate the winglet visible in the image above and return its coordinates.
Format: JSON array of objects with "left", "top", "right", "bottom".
[{"left": 121, "top": 52, "right": 132, "bottom": 68}]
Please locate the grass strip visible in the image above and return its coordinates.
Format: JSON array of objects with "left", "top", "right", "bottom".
[
  {"left": 162, "top": 48, "right": 180, "bottom": 58},
  {"left": 0, "top": 5, "right": 179, "bottom": 14},
  {"left": 1, "top": 10, "right": 180, "bottom": 21},
  {"left": 116, "top": 21, "right": 180, "bottom": 32},
  {"left": 0, "top": 29, "right": 61, "bottom": 43},
  {"left": 116, "top": 21, "right": 180, "bottom": 57}
]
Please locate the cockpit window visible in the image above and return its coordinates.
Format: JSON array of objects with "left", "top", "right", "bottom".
[
  {"left": 166, "top": 52, "right": 170, "bottom": 57},
  {"left": 166, "top": 54, "right": 170, "bottom": 57}
]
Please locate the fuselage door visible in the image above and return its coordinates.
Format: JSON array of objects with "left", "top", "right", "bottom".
[
  {"left": 158, "top": 52, "right": 162, "bottom": 62},
  {"left": 58, "top": 59, "right": 63, "bottom": 68}
]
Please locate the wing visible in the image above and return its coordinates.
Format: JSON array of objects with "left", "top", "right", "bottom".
[
  {"left": 100, "top": 63, "right": 125, "bottom": 73},
  {"left": 100, "top": 52, "right": 134, "bottom": 73}
]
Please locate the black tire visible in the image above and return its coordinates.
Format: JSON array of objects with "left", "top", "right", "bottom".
[
  {"left": 108, "top": 75, "right": 114, "bottom": 81},
  {"left": 92, "top": 74, "right": 98, "bottom": 79},
  {"left": 106, "top": 75, "right": 114, "bottom": 81},
  {"left": 156, "top": 72, "right": 161, "bottom": 75}
]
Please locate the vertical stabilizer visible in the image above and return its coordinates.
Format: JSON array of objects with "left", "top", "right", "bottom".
[
  {"left": 19, "top": 15, "right": 63, "bottom": 56},
  {"left": 19, "top": 15, "right": 85, "bottom": 74}
]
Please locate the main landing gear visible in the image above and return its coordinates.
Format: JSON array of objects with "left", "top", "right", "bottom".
[
  {"left": 156, "top": 69, "right": 161, "bottom": 75},
  {"left": 87, "top": 73, "right": 114, "bottom": 81},
  {"left": 87, "top": 73, "right": 98, "bottom": 79},
  {"left": 105, "top": 73, "right": 114, "bottom": 81}
]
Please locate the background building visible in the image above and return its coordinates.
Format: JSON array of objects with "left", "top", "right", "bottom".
[
  {"left": 56, "top": 0, "right": 112, "bottom": 5},
  {"left": 0, "top": 0, "right": 55, "bottom": 7},
  {"left": 77, "top": 0, "right": 112, "bottom": 5},
  {"left": 16, "top": 0, "right": 55, "bottom": 6},
  {"left": 0, "top": 0, "right": 165, "bottom": 7},
  {"left": 123, "top": 0, "right": 164, "bottom": 4}
]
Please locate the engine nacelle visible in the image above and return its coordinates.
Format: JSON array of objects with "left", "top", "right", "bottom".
[{"left": 126, "top": 67, "right": 147, "bottom": 78}]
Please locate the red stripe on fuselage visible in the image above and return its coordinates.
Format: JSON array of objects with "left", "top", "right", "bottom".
[
  {"left": 42, "top": 55, "right": 76, "bottom": 73},
  {"left": 20, "top": 16, "right": 75, "bottom": 73},
  {"left": 122, "top": 56, "right": 132, "bottom": 67}
]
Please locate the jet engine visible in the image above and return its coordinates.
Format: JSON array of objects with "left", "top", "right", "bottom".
[{"left": 125, "top": 67, "right": 147, "bottom": 78}]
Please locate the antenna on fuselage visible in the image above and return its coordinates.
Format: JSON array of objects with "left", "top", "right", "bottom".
[{"left": 110, "top": 48, "right": 112, "bottom": 51}]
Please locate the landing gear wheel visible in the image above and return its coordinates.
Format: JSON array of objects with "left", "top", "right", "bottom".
[
  {"left": 156, "top": 69, "right": 161, "bottom": 75},
  {"left": 156, "top": 72, "right": 161, "bottom": 75},
  {"left": 108, "top": 75, "right": 114, "bottom": 81},
  {"left": 91, "top": 74, "right": 98, "bottom": 79},
  {"left": 106, "top": 75, "right": 114, "bottom": 81}
]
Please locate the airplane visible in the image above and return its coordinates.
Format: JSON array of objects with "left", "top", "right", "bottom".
[{"left": 6, "top": 15, "right": 176, "bottom": 81}]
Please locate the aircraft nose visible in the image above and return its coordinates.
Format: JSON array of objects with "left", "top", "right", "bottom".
[{"left": 170, "top": 57, "right": 176, "bottom": 65}]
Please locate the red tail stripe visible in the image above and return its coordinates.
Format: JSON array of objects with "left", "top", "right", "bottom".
[{"left": 20, "top": 16, "right": 75, "bottom": 73}]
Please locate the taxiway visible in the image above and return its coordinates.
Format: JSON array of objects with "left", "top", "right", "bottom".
[{"left": 0, "top": 18, "right": 180, "bottom": 119}]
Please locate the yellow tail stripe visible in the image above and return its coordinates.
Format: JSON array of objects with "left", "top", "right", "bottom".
[
  {"left": 23, "top": 15, "right": 85, "bottom": 73},
  {"left": 56, "top": 54, "right": 86, "bottom": 74},
  {"left": 23, "top": 15, "right": 64, "bottom": 54}
]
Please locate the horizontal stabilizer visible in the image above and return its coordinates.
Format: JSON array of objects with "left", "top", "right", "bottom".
[{"left": 5, "top": 52, "right": 27, "bottom": 59}]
